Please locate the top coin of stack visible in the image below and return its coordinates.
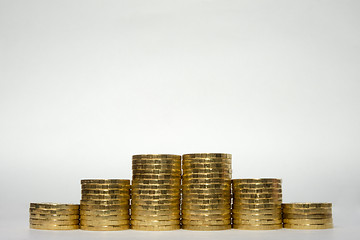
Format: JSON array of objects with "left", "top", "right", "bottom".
[
  {"left": 282, "top": 203, "right": 333, "bottom": 229},
  {"left": 29, "top": 203, "right": 80, "bottom": 230},
  {"left": 131, "top": 154, "right": 181, "bottom": 231},
  {"left": 80, "top": 179, "right": 131, "bottom": 231},
  {"left": 232, "top": 179, "right": 282, "bottom": 230},
  {"left": 182, "top": 153, "right": 232, "bottom": 231}
]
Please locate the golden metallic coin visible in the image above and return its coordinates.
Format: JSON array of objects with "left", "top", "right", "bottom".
[
  {"left": 182, "top": 205, "right": 230, "bottom": 211},
  {"left": 234, "top": 193, "right": 282, "bottom": 199},
  {"left": 131, "top": 194, "right": 180, "bottom": 200},
  {"left": 80, "top": 205, "right": 129, "bottom": 210},
  {"left": 131, "top": 225, "right": 180, "bottom": 231},
  {"left": 182, "top": 198, "right": 230, "bottom": 205},
  {"left": 181, "top": 213, "right": 230, "bottom": 220},
  {"left": 233, "top": 224, "right": 282, "bottom": 230},
  {"left": 182, "top": 173, "right": 231, "bottom": 179},
  {"left": 132, "top": 174, "right": 179, "bottom": 180},
  {"left": 282, "top": 208, "right": 332, "bottom": 214},
  {"left": 131, "top": 205, "right": 179, "bottom": 211},
  {"left": 81, "top": 184, "right": 130, "bottom": 189},
  {"left": 131, "top": 214, "right": 179, "bottom": 220},
  {"left": 131, "top": 209, "right": 180, "bottom": 215},
  {"left": 182, "top": 153, "right": 232, "bottom": 159},
  {"left": 80, "top": 215, "right": 129, "bottom": 220},
  {"left": 131, "top": 184, "right": 180, "bottom": 190},
  {"left": 80, "top": 209, "right": 129, "bottom": 215},
  {"left": 183, "top": 179, "right": 230, "bottom": 184},
  {"left": 183, "top": 162, "right": 231, "bottom": 169},
  {"left": 232, "top": 179, "right": 281, "bottom": 184},
  {"left": 233, "top": 203, "right": 281, "bottom": 209},
  {"left": 80, "top": 199, "right": 129, "bottom": 205},
  {"left": 183, "top": 159, "right": 232, "bottom": 165},
  {"left": 283, "top": 223, "right": 333, "bottom": 229},
  {"left": 232, "top": 213, "right": 281, "bottom": 220},
  {"left": 182, "top": 219, "right": 231, "bottom": 225},
  {"left": 132, "top": 169, "right": 181, "bottom": 174},
  {"left": 29, "top": 208, "right": 79, "bottom": 215},
  {"left": 182, "top": 209, "right": 231, "bottom": 215},
  {"left": 236, "top": 188, "right": 282, "bottom": 194},
  {"left": 81, "top": 189, "right": 130, "bottom": 195},
  {"left": 183, "top": 168, "right": 232, "bottom": 174},
  {"left": 132, "top": 179, "right": 181, "bottom": 185},
  {"left": 81, "top": 179, "right": 130, "bottom": 184},
  {"left": 183, "top": 193, "right": 231, "bottom": 199},
  {"left": 30, "top": 203, "right": 79, "bottom": 210},
  {"left": 132, "top": 154, "right": 181, "bottom": 160},
  {"left": 132, "top": 189, "right": 180, "bottom": 195},
  {"left": 29, "top": 214, "right": 79, "bottom": 220},
  {"left": 282, "top": 203, "right": 332, "bottom": 209},
  {"left": 30, "top": 219, "right": 79, "bottom": 225},
  {"left": 232, "top": 208, "right": 282, "bottom": 214},
  {"left": 30, "top": 224, "right": 79, "bottom": 230},
  {"left": 181, "top": 224, "right": 231, "bottom": 231},
  {"left": 132, "top": 159, "right": 180, "bottom": 165},
  {"left": 233, "top": 219, "right": 282, "bottom": 224},
  {"left": 234, "top": 198, "right": 282, "bottom": 204},
  {"left": 81, "top": 195, "right": 129, "bottom": 200},
  {"left": 80, "top": 219, "right": 129, "bottom": 225},
  {"left": 234, "top": 183, "right": 282, "bottom": 189},
  {"left": 80, "top": 225, "right": 129, "bottom": 231},
  {"left": 132, "top": 199, "right": 180, "bottom": 205},
  {"left": 132, "top": 164, "right": 180, "bottom": 169},
  {"left": 182, "top": 189, "right": 230, "bottom": 195},
  {"left": 131, "top": 219, "right": 180, "bottom": 225},
  {"left": 184, "top": 183, "right": 231, "bottom": 189},
  {"left": 283, "top": 213, "right": 332, "bottom": 219},
  {"left": 284, "top": 218, "right": 333, "bottom": 224}
]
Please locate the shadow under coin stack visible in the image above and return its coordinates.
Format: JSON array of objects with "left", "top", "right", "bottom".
[
  {"left": 29, "top": 203, "right": 79, "bottom": 230},
  {"left": 182, "top": 153, "right": 232, "bottom": 230},
  {"left": 232, "top": 178, "right": 283, "bottom": 230},
  {"left": 282, "top": 203, "right": 333, "bottom": 229},
  {"left": 80, "top": 179, "right": 131, "bottom": 231},
  {"left": 131, "top": 154, "right": 182, "bottom": 231}
]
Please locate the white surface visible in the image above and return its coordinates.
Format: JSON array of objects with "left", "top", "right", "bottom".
[{"left": 0, "top": 0, "right": 359, "bottom": 239}]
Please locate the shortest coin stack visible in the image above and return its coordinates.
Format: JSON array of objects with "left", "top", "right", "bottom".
[
  {"left": 282, "top": 203, "right": 333, "bottom": 229},
  {"left": 29, "top": 203, "right": 80, "bottom": 230}
]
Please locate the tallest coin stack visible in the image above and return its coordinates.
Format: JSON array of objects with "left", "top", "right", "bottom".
[
  {"left": 131, "top": 154, "right": 182, "bottom": 231},
  {"left": 182, "top": 153, "right": 232, "bottom": 230}
]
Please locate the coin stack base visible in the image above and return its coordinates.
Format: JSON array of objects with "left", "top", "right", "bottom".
[
  {"left": 182, "top": 153, "right": 232, "bottom": 231},
  {"left": 232, "top": 179, "right": 282, "bottom": 230},
  {"left": 282, "top": 203, "right": 333, "bottom": 230},
  {"left": 29, "top": 203, "right": 80, "bottom": 230},
  {"left": 80, "top": 179, "right": 130, "bottom": 231},
  {"left": 131, "top": 154, "right": 181, "bottom": 231}
]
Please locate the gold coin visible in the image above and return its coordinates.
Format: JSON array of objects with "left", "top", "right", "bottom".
[
  {"left": 232, "top": 208, "right": 282, "bottom": 214},
  {"left": 30, "top": 208, "right": 79, "bottom": 214},
  {"left": 132, "top": 179, "right": 181, "bottom": 185},
  {"left": 283, "top": 223, "right": 333, "bottom": 229},
  {"left": 282, "top": 203, "right": 332, "bottom": 209},
  {"left": 233, "top": 219, "right": 282, "bottom": 225},
  {"left": 283, "top": 218, "right": 333, "bottom": 224},
  {"left": 80, "top": 225, "right": 129, "bottom": 231},
  {"left": 182, "top": 153, "right": 232, "bottom": 159},
  {"left": 30, "top": 224, "right": 79, "bottom": 230},
  {"left": 131, "top": 209, "right": 180, "bottom": 215},
  {"left": 30, "top": 203, "right": 79, "bottom": 210},
  {"left": 234, "top": 198, "right": 282, "bottom": 204},
  {"left": 233, "top": 203, "right": 281, "bottom": 209},
  {"left": 131, "top": 219, "right": 180, "bottom": 225},
  {"left": 131, "top": 194, "right": 180, "bottom": 200},
  {"left": 30, "top": 219, "right": 80, "bottom": 225},
  {"left": 81, "top": 179, "right": 130, "bottom": 184},
  {"left": 236, "top": 188, "right": 282, "bottom": 194},
  {"left": 132, "top": 164, "right": 181, "bottom": 169},
  {"left": 132, "top": 154, "right": 181, "bottom": 160},
  {"left": 29, "top": 214, "right": 79, "bottom": 220},
  {"left": 234, "top": 183, "right": 282, "bottom": 189},
  {"left": 81, "top": 189, "right": 130, "bottom": 195},
  {"left": 131, "top": 205, "right": 179, "bottom": 211},
  {"left": 80, "top": 205, "right": 129, "bottom": 210},
  {"left": 182, "top": 209, "right": 231, "bottom": 215},
  {"left": 182, "top": 219, "right": 231, "bottom": 225},
  {"left": 181, "top": 224, "right": 231, "bottom": 231},
  {"left": 131, "top": 214, "right": 179, "bottom": 220},
  {"left": 282, "top": 208, "right": 332, "bottom": 214},
  {"left": 232, "top": 213, "right": 281, "bottom": 220},
  {"left": 184, "top": 183, "right": 231, "bottom": 189},
  {"left": 80, "top": 219, "right": 129, "bottom": 225},
  {"left": 80, "top": 215, "right": 129, "bottom": 220},
  {"left": 131, "top": 225, "right": 180, "bottom": 231},
  {"left": 181, "top": 213, "right": 230, "bottom": 220},
  {"left": 183, "top": 168, "right": 232, "bottom": 174},
  {"left": 182, "top": 189, "right": 230, "bottom": 195},
  {"left": 132, "top": 198, "right": 180, "bottom": 204},
  {"left": 234, "top": 193, "right": 282, "bottom": 199},
  {"left": 182, "top": 173, "right": 231, "bottom": 179},
  {"left": 131, "top": 184, "right": 180, "bottom": 190},
  {"left": 283, "top": 213, "right": 332, "bottom": 219},
  {"left": 80, "top": 200, "right": 129, "bottom": 205},
  {"left": 183, "top": 159, "right": 232, "bottom": 165},
  {"left": 81, "top": 184, "right": 130, "bottom": 189},
  {"left": 182, "top": 193, "right": 231, "bottom": 199},
  {"left": 132, "top": 159, "right": 180, "bottom": 165},
  {"left": 233, "top": 224, "right": 282, "bottom": 230},
  {"left": 232, "top": 179, "right": 281, "bottom": 184},
  {"left": 183, "top": 179, "right": 231, "bottom": 184},
  {"left": 132, "top": 169, "right": 181, "bottom": 174},
  {"left": 132, "top": 189, "right": 180, "bottom": 195},
  {"left": 183, "top": 162, "right": 231, "bottom": 168},
  {"left": 80, "top": 209, "right": 129, "bottom": 215},
  {"left": 182, "top": 198, "right": 231, "bottom": 205},
  {"left": 81, "top": 195, "right": 129, "bottom": 200},
  {"left": 132, "top": 174, "right": 179, "bottom": 180}
]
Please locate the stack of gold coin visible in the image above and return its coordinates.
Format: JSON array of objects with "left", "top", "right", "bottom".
[
  {"left": 80, "top": 179, "right": 131, "bottom": 231},
  {"left": 131, "top": 154, "right": 181, "bottom": 231},
  {"left": 182, "top": 153, "right": 232, "bottom": 231},
  {"left": 29, "top": 203, "right": 79, "bottom": 230},
  {"left": 282, "top": 203, "right": 333, "bottom": 229},
  {"left": 232, "top": 178, "right": 282, "bottom": 230}
]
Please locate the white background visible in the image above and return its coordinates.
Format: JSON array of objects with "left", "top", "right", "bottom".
[{"left": 0, "top": 0, "right": 359, "bottom": 239}]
